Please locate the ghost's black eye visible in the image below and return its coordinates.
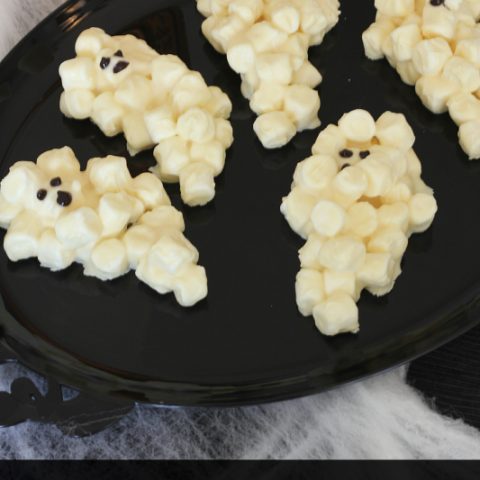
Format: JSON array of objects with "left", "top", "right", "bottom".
[
  {"left": 114, "top": 50, "right": 124, "bottom": 57},
  {"left": 50, "top": 177, "right": 62, "bottom": 187},
  {"left": 430, "top": 0, "right": 444, "bottom": 5},
  {"left": 113, "top": 60, "right": 130, "bottom": 74},
  {"left": 339, "top": 149, "right": 353, "bottom": 158},
  {"left": 359, "top": 150, "right": 370, "bottom": 159},
  {"left": 100, "top": 57, "right": 111, "bottom": 69},
  {"left": 37, "top": 189, "right": 47, "bottom": 201},
  {"left": 57, "top": 191, "right": 72, "bottom": 207}
]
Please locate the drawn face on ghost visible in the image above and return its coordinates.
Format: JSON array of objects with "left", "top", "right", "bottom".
[{"left": 0, "top": 149, "right": 87, "bottom": 226}]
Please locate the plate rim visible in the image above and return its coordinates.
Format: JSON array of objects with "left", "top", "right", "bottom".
[{"left": 0, "top": 0, "right": 479, "bottom": 407}]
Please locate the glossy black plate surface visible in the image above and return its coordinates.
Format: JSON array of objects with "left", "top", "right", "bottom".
[{"left": 0, "top": 0, "right": 479, "bottom": 406}]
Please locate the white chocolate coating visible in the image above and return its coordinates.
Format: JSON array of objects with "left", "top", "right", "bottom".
[
  {"left": 363, "top": 0, "right": 480, "bottom": 160},
  {"left": 196, "top": 0, "right": 341, "bottom": 149},
  {"left": 281, "top": 110, "right": 437, "bottom": 336},
  {"left": 0, "top": 148, "right": 207, "bottom": 307},
  {"left": 59, "top": 28, "right": 233, "bottom": 206}
]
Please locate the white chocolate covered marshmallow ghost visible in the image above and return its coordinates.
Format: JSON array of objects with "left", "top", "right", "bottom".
[
  {"left": 281, "top": 110, "right": 438, "bottom": 336},
  {"left": 0, "top": 147, "right": 207, "bottom": 307},
  {"left": 363, "top": 0, "right": 480, "bottom": 159},
  {"left": 59, "top": 28, "right": 233, "bottom": 206},
  {"left": 196, "top": 0, "right": 341, "bottom": 149}
]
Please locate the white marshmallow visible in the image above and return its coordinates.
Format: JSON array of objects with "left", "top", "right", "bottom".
[
  {"left": 338, "top": 109, "right": 376, "bottom": 143},
  {"left": 391, "top": 23, "right": 422, "bottom": 61},
  {"left": 147, "top": 233, "right": 198, "bottom": 275},
  {"left": 59, "top": 58, "right": 96, "bottom": 90},
  {"left": 396, "top": 60, "right": 421, "bottom": 85},
  {"left": 139, "top": 206, "right": 185, "bottom": 231},
  {"left": 254, "top": 111, "right": 297, "bottom": 149},
  {"left": 176, "top": 108, "right": 216, "bottom": 143},
  {"left": 346, "top": 202, "right": 378, "bottom": 238},
  {"left": 36, "top": 147, "right": 81, "bottom": 177},
  {"left": 87, "top": 238, "right": 129, "bottom": 280},
  {"left": 375, "top": 0, "right": 415, "bottom": 17},
  {"left": 144, "top": 106, "right": 177, "bottom": 143},
  {"left": 256, "top": 52, "right": 293, "bottom": 85},
  {"left": 55, "top": 207, "right": 102, "bottom": 250},
  {"left": 332, "top": 166, "right": 369, "bottom": 205},
  {"left": 227, "top": 36, "right": 256, "bottom": 74},
  {"left": 75, "top": 27, "right": 112, "bottom": 57},
  {"left": 283, "top": 85, "right": 321, "bottom": 131},
  {"left": 281, "top": 187, "right": 317, "bottom": 239},
  {"left": 179, "top": 163, "right": 216, "bottom": 207},
  {"left": 151, "top": 55, "right": 188, "bottom": 95},
  {"left": 38, "top": 229, "right": 76, "bottom": 271},
  {"left": 296, "top": 268, "right": 325, "bottom": 316},
  {"left": 250, "top": 83, "right": 287, "bottom": 115},
  {"left": 459, "top": 120, "right": 480, "bottom": 159},
  {"left": 60, "top": 89, "right": 95, "bottom": 119},
  {"left": 173, "top": 264, "right": 209, "bottom": 307},
  {"left": 363, "top": 19, "right": 397, "bottom": 60},
  {"left": 311, "top": 200, "right": 346, "bottom": 237},
  {"left": 447, "top": 92, "right": 480, "bottom": 125},
  {"left": 207, "top": 86, "right": 233, "bottom": 119},
  {"left": 170, "top": 72, "right": 214, "bottom": 113},
  {"left": 422, "top": 3, "right": 457, "bottom": 40},
  {"left": 115, "top": 74, "right": 153, "bottom": 111},
  {"left": 323, "top": 270, "right": 357, "bottom": 298},
  {"left": 292, "top": 61, "right": 323, "bottom": 88},
  {"left": 216, "top": 118, "right": 235, "bottom": 148},
  {"left": 358, "top": 154, "right": 395, "bottom": 197},
  {"left": 266, "top": 0, "right": 301, "bottom": 34},
  {"left": 375, "top": 111, "right": 415, "bottom": 151},
  {"left": 378, "top": 202, "right": 410, "bottom": 231},
  {"left": 122, "top": 112, "right": 155, "bottom": 155},
  {"left": 98, "top": 192, "right": 135, "bottom": 237},
  {"left": 123, "top": 224, "right": 157, "bottom": 268},
  {"left": 455, "top": 38, "right": 480, "bottom": 67},
  {"left": 368, "top": 227, "right": 408, "bottom": 259},
  {"left": 412, "top": 38, "right": 452, "bottom": 76},
  {"left": 0, "top": 195, "right": 21, "bottom": 229},
  {"left": 87, "top": 156, "right": 132, "bottom": 194},
  {"left": 313, "top": 293, "right": 359, "bottom": 336},
  {"left": 4, "top": 212, "right": 43, "bottom": 261},
  {"left": 357, "top": 252, "right": 395, "bottom": 289},
  {"left": 442, "top": 55, "right": 480, "bottom": 92},
  {"left": 247, "top": 21, "right": 288, "bottom": 52},
  {"left": 415, "top": 75, "right": 459, "bottom": 113},
  {"left": 408, "top": 193, "right": 438, "bottom": 232},
  {"left": 312, "top": 124, "right": 347, "bottom": 156},
  {"left": 298, "top": 234, "right": 325, "bottom": 270},
  {"left": 190, "top": 141, "right": 226, "bottom": 176},
  {"left": 153, "top": 136, "right": 190, "bottom": 181},
  {"left": 318, "top": 236, "right": 367, "bottom": 272},
  {"left": 294, "top": 155, "right": 338, "bottom": 194},
  {"left": 91, "top": 92, "right": 125, "bottom": 137}
]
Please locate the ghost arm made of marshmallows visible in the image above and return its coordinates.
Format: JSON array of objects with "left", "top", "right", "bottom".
[{"left": 0, "top": 147, "right": 207, "bottom": 307}]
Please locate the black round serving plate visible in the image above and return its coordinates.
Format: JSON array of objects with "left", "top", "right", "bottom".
[{"left": 0, "top": 0, "right": 479, "bottom": 407}]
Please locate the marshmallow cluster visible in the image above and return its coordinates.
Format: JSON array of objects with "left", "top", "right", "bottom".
[
  {"left": 197, "top": 0, "right": 340, "bottom": 149},
  {"left": 363, "top": 0, "right": 480, "bottom": 159},
  {"left": 281, "top": 110, "right": 437, "bottom": 336},
  {"left": 59, "top": 28, "right": 234, "bottom": 206},
  {"left": 0, "top": 147, "right": 207, "bottom": 307}
]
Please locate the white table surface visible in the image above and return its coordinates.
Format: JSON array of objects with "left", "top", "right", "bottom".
[{"left": 0, "top": 0, "right": 479, "bottom": 459}]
